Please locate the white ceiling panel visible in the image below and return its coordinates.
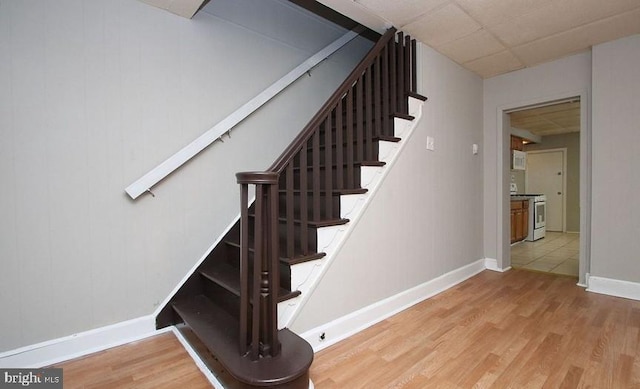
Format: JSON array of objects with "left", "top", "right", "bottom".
[
  {"left": 403, "top": 3, "right": 481, "bottom": 46},
  {"left": 513, "top": 8, "right": 640, "bottom": 66},
  {"left": 436, "top": 29, "right": 505, "bottom": 64},
  {"left": 454, "top": 0, "right": 555, "bottom": 28},
  {"left": 487, "top": 0, "right": 640, "bottom": 47},
  {"left": 138, "top": 0, "right": 205, "bottom": 18},
  {"left": 510, "top": 101, "right": 580, "bottom": 136},
  {"left": 355, "top": 0, "right": 448, "bottom": 27},
  {"left": 464, "top": 50, "right": 524, "bottom": 79}
]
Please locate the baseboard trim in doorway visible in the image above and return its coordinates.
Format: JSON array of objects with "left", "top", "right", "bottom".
[
  {"left": 484, "top": 258, "right": 511, "bottom": 272},
  {"left": 587, "top": 275, "right": 640, "bottom": 301}
]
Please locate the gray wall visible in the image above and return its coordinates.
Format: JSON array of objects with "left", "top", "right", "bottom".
[
  {"left": 524, "top": 132, "right": 581, "bottom": 232},
  {"left": 290, "top": 43, "right": 484, "bottom": 333},
  {"left": 0, "top": 0, "right": 372, "bottom": 352},
  {"left": 591, "top": 34, "right": 640, "bottom": 283}
]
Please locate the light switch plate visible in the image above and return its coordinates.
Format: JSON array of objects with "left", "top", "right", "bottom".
[{"left": 426, "top": 136, "right": 435, "bottom": 151}]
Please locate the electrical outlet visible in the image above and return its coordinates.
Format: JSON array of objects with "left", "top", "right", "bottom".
[
  {"left": 426, "top": 136, "right": 435, "bottom": 151},
  {"left": 472, "top": 143, "right": 478, "bottom": 155}
]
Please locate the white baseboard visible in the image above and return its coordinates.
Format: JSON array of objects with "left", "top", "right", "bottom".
[
  {"left": 484, "top": 258, "right": 511, "bottom": 273},
  {"left": 587, "top": 275, "right": 640, "bottom": 301},
  {"left": 299, "top": 258, "right": 486, "bottom": 352},
  {"left": 0, "top": 315, "right": 159, "bottom": 368}
]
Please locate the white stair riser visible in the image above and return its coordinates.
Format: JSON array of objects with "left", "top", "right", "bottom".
[{"left": 277, "top": 96, "right": 426, "bottom": 328}]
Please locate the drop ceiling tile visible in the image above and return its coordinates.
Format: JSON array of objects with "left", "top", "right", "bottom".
[
  {"left": 454, "top": 0, "right": 555, "bottom": 28},
  {"left": 463, "top": 50, "right": 524, "bottom": 78},
  {"left": 490, "top": 0, "right": 640, "bottom": 46},
  {"left": 436, "top": 29, "right": 505, "bottom": 64},
  {"left": 355, "top": 0, "right": 449, "bottom": 26},
  {"left": 512, "top": 7, "right": 640, "bottom": 66},
  {"left": 139, "top": 0, "right": 203, "bottom": 18},
  {"left": 403, "top": 3, "right": 481, "bottom": 47}
]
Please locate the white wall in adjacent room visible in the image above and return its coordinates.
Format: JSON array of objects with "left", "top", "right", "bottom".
[{"left": 0, "top": 0, "right": 371, "bottom": 352}]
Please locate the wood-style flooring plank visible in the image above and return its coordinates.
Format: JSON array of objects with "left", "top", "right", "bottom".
[
  {"left": 52, "top": 332, "right": 212, "bottom": 389},
  {"left": 310, "top": 269, "right": 640, "bottom": 389}
]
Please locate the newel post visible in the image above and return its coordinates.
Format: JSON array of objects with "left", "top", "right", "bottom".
[{"left": 236, "top": 171, "right": 281, "bottom": 360}]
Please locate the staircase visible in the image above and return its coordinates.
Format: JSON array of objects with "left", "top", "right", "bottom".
[{"left": 156, "top": 27, "right": 425, "bottom": 389}]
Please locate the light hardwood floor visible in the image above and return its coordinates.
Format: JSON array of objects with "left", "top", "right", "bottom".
[
  {"left": 52, "top": 332, "right": 211, "bottom": 388},
  {"left": 51, "top": 269, "right": 640, "bottom": 388},
  {"left": 310, "top": 269, "right": 640, "bottom": 388}
]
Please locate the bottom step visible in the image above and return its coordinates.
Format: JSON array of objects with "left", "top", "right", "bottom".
[{"left": 173, "top": 295, "right": 313, "bottom": 389}]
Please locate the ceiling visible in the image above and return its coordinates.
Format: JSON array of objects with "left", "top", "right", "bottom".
[
  {"left": 509, "top": 100, "right": 580, "bottom": 137},
  {"left": 317, "top": 0, "right": 640, "bottom": 78},
  {"left": 139, "top": 0, "right": 209, "bottom": 18},
  {"left": 142, "top": 0, "right": 640, "bottom": 78}
]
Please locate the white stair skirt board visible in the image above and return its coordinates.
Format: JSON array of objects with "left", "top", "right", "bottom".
[
  {"left": 0, "top": 315, "right": 158, "bottom": 368},
  {"left": 587, "top": 275, "right": 640, "bottom": 301},
  {"left": 299, "top": 258, "right": 486, "bottom": 352},
  {"left": 484, "top": 258, "right": 511, "bottom": 272},
  {"left": 171, "top": 327, "right": 225, "bottom": 389},
  {"left": 277, "top": 96, "right": 425, "bottom": 328}
]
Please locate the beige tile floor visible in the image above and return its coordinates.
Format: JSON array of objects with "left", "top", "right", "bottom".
[{"left": 510, "top": 232, "right": 579, "bottom": 277}]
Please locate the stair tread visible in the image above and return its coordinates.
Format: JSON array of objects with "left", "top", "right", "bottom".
[
  {"left": 378, "top": 135, "right": 401, "bottom": 142},
  {"left": 407, "top": 91, "right": 428, "bottom": 101},
  {"left": 200, "top": 261, "right": 300, "bottom": 303},
  {"left": 278, "top": 188, "right": 368, "bottom": 195},
  {"left": 392, "top": 112, "right": 415, "bottom": 121},
  {"left": 291, "top": 161, "right": 384, "bottom": 171},
  {"left": 247, "top": 214, "right": 350, "bottom": 228},
  {"left": 172, "top": 295, "right": 313, "bottom": 385},
  {"left": 224, "top": 240, "right": 327, "bottom": 265}
]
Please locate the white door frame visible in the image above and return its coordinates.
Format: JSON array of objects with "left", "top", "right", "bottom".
[
  {"left": 497, "top": 90, "right": 591, "bottom": 286},
  {"left": 525, "top": 148, "right": 568, "bottom": 233}
]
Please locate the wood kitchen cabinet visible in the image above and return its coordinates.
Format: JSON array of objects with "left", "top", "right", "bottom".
[
  {"left": 510, "top": 135, "right": 524, "bottom": 151},
  {"left": 511, "top": 199, "right": 529, "bottom": 243}
]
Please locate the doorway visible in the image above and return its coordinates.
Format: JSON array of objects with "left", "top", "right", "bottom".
[{"left": 507, "top": 99, "right": 582, "bottom": 278}]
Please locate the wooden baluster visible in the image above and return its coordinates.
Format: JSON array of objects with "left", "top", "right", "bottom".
[
  {"left": 286, "top": 163, "right": 294, "bottom": 258},
  {"left": 239, "top": 183, "right": 249, "bottom": 355},
  {"left": 324, "top": 115, "right": 333, "bottom": 218},
  {"left": 404, "top": 35, "right": 411, "bottom": 107},
  {"left": 312, "top": 131, "right": 320, "bottom": 221},
  {"left": 365, "top": 65, "right": 373, "bottom": 161},
  {"left": 390, "top": 38, "right": 397, "bottom": 116},
  {"left": 335, "top": 101, "right": 344, "bottom": 190},
  {"left": 397, "top": 32, "right": 405, "bottom": 114},
  {"left": 299, "top": 145, "right": 309, "bottom": 253},
  {"left": 345, "top": 88, "right": 354, "bottom": 187},
  {"left": 374, "top": 54, "right": 382, "bottom": 139},
  {"left": 382, "top": 45, "right": 390, "bottom": 137},
  {"left": 267, "top": 182, "right": 280, "bottom": 356},
  {"left": 411, "top": 38, "right": 417, "bottom": 93},
  {"left": 251, "top": 185, "right": 263, "bottom": 360},
  {"left": 356, "top": 76, "right": 364, "bottom": 163}
]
